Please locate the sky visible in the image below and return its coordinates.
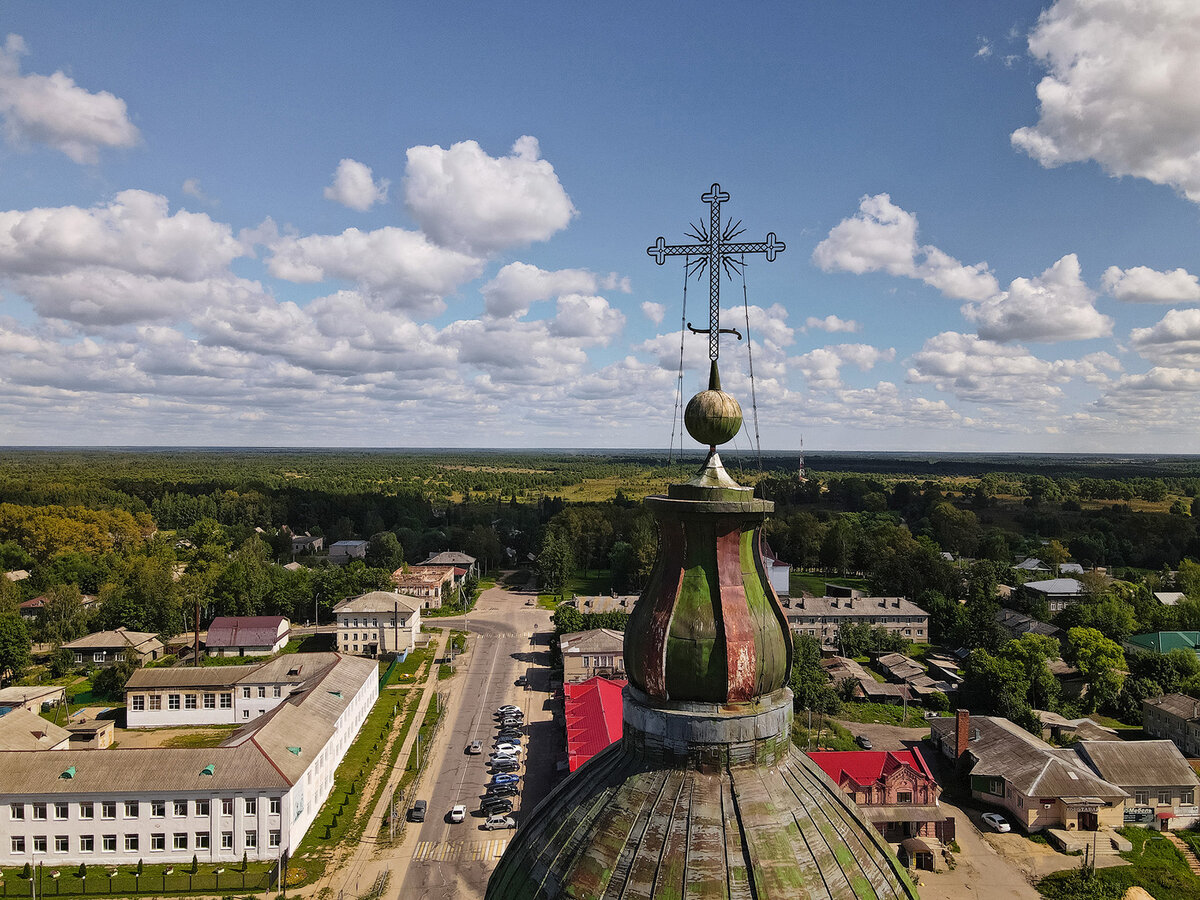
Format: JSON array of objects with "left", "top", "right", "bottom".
[{"left": 4, "top": 1, "right": 1200, "bottom": 453}]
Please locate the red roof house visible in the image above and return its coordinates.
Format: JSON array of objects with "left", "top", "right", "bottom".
[
  {"left": 205, "top": 615, "right": 290, "bottom": 657},
  {"left": 564, "top": 676, "right": 625, "bottom": 772}
]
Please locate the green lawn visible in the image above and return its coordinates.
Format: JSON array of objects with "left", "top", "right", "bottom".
[
  {"left": 789, "top": 572, "right": 871, "bottom": 597},
  {"left": 0, "top": 860, "right": 279, "bottom": 897},
  {"left": 837, "top": 701, "right": 930, "bottom": 729},
  {"left": 1038, "top": 827, "right": 1200, "bottom": 900},
  {"left": 792, "top": 715, "right": 858, "bottom": 752}
]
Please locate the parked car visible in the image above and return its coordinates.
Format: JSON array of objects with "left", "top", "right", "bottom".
[
  {"left": 500, "top": 717, "right": 522, "bottom": 729},
  {"left": 480, "top": 797, "right": 513, "bottom": 816},
  {"left": 981, "top": 813, "right": 1011, "bottom": 833},
  {"left": 491, "top": 757, "right": 520, "bottom": 771},
  {"left": 495, "top": 743, "right": 522, "bottom": 755},
  {"left": 497, "top": 705, "right": 521, "bottom": 715},
  {"left": 855, "top": 735, "right": 873, "bottom": 750},
  {"left": 515, "top": 675, "right": 527, "bottom": 687},
  {"left": 484, "top": 815, "right": 517, "bottom": 831},
  {"left": 466, "top": 740, "right": 483, "bottom": 755},
  {"left": 409, "top": 799, "right": 427, "bottom": 822},
  {"left": 491, "top": 773, "right": 519, "bottom": 786},
  {"left": 497, "top": 729, "right": 523, "bottom": 741},
  {"left": 485, "top": 784, "right": 518, "bottom": 799},
  {"left": 449, "top": 804, "right": 466, "bottom": 824}
]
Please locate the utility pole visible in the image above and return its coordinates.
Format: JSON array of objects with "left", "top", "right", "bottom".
[{"left": 194, "top": 599, "right": 200, "bottom": 667}]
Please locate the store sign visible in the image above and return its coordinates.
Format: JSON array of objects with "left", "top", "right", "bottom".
[
  {"left": 1177, "top": 805, "right": 1199, "bottom": 817},
  {"left": 1125, "top": 806, "right": 1155, "bottom": 824}
]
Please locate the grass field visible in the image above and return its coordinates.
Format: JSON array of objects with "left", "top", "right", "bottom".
[
  {"left": 1039, "top": 827, "right": 1200, "bottom": 900},
  {"left": 789, "top": 572, "right": 872, "bottom": 597},
  {"left": 837, "top": 701, "right": 931, "bottom": 729}
]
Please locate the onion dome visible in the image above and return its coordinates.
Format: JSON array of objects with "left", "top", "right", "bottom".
[{"left": 685, "top": 361, "right": 743, "bottom": 447}]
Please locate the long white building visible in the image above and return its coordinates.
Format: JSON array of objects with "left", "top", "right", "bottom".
[{"left": 0, "top": 652, "right": 377, "bottom": 866}]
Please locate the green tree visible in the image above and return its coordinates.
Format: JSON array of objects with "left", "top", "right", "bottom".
[
  {"left": 997, "top": 634, "right": 1061, "bottom": 712},
  {"left": 790, "top": 634, "right": 841, "bottom": 715},
  {"left": 365, "top": 532, "right": 404, "bottom": 571},
  {"left": 537, "top": 528, "right": 574, "bottom": 599},
  {"left": 91, "top": 650, "right": 139, "bottom": 700},
  {"left": 49, "top": 646, "right": 75, "bottom": 678},
  {"left": 0, "top": 613, "right": 30, "bottom": 680},
  {"left": 36, "top": 583, "right": 89, "bottom": 644},
  {"left": 1042, "top": 539, "right": 1070, "bottom": 572},
  {"left": 1065, "top": 626, "right": 1125, "bottom": 712}
]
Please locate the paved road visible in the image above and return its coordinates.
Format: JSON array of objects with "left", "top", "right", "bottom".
[{"left": 392, "top": 580, "right": 556, "bottom": 900}]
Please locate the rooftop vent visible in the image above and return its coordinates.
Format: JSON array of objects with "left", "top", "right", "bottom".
[
  {"left": 287, "top": 746, "right": 301, "bottom": 756},
  {"left": 200, "top": 764, "right": 215, "bottom": 776},
  {"left": 60, "top": 766, "right": 75, "bottom": 779}
]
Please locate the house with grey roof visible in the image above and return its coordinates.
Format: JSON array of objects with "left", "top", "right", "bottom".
[
  {"left": 1019, "top": 577, "right": 1086, "bottom": 613},
  {"left": 421, "top": 550, "right": 478, "bottom": 579},
  {"left": 0, "top": 709, "right": 70, "bottom": 751},
  {"left": 560, "top": 628, "right": 625, "bottom": 683},
  {"left": 205, "top": 615, "right": 290, "bottom": 657},
  {"left": 1143, "top": 692, "right": 1200, "bottom": 758},
  {"left": 333, "top": 590, "right": 420, "bottom": 656},
  {"left": 785, "top": 595, "right": 929, "bottom": 647},
  {"left": 328, "top": 539, "right": 369, "bottom": 564},
  {"left": 1154, "top": 591, "right": 1187, "bottom": 606},
  {"left": 1074, "top": 739, "right": 1200, "bottom": 830},
  {"left": 62, "top": 627, "right": 164, "bottom": 666}
]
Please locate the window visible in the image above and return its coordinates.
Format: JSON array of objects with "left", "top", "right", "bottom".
[
  {"left": 258, "top": 686, "right": 266, "bottom": 698},
  {"left": 220, "top": 693, "right": 232, "bottom": 709},
  {"left": 9, "top": 803, "right": 22, "bottom": 820},
  {"left": 102, "top": 834, "right": 116, "bottom": 852},
  {"left": 101, "top": 802, "right": 116, "bottom": 820},
  {"left": 79, "top": 803, "right": 93, "bottom": 820},
  {"left": 221, "top": 799, "right": 234, "bottom": 817},
  {"left": 1159, "top": 790, "right": 1172, "bottom": 805},
  {"left": 124, "top": 801, "right": 139, "bottom": 818},
  {"left": 185, "top": 694, "right": 197, "bottom": 709},
  {"left": 173, "top": 833, "right": 187, "bottom": 850},
  {"left": 93, "top": 651, "right": 105, "bottom": 663},
  {"left": 33, "top": 835, "right": 46, "bottom": 854},
  {"left": 74, "top": 652, "right": 83, "bottom": 664},
  {"left": 150, "top": 834, "right": 165, "bottom": 851},
  {"left": 10, "top": 837, "right": 23, "bottom": 853},
  {"left": 220, "top": 832, "right": 233, "bottom": 850},
  {"left": 168, "top": 694, "right": 181, "bottom": 710},
  {"left": 151, "top": 801, "right": 165, "bottom": 818},
  {"left": 273, "top": 685, "right": 282, "bottom": 698},
  {"left": 173, "top": 801, "right": 187, "bottom": 817},
  {"left": 124, "top": 834, "right": 139, "bottom": 852},
  {"left": 244, "top": 830, "right": 257, "bottom": 849},
  {"left": 195, "top": 832, "right": 210, "bottom": 850},
  {"left": 131, "top": 695, "right": 145, "bottom": 711},
  {"left": 149, "top": 695, "right": 162, "bottom": 711},
  {"left": 242, "top": 687, "right": 251, "bottom": 699},
  {"left": 269, "top": 798, "right": 280, "bottom": 815},
  {"left": 1136, "top": 790, "right": 1150, "bottom": 805},
  {"left": 582, "top": 656, "right": 590, "bottom": 668},
  {"left": 896, "top": 791, "right": 912, "bottom": 804},
  {"left": 196, "top": 800, "right": 209, "bottom": 817},
  {"left": 243, "top": 709, "right": 250, "bottom": 719},
  {"left": 269, "top": 830, "right": 280, "bottom": 848},
  {"left": 33, "top": 803, "right": 46, "bottom": 820},
  {"left": 1184, "top": 790, "right": 1195, "bottom": 805},
  {"left": 79, "top": 835, "right": 93, "bottom": 853},
  {"left": 54, "top": 803, "right": 68, "bottom": 820},
  {"left": 204, "top": 693, "right": 216, "bottom": 709},
  {"left": 245, "top": 798, "right": 257, "bottom": 815}
]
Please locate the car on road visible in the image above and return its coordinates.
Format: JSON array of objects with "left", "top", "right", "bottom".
[
  {"left": 981, "top": 812, "right": 1011, "bottom": 833},
  {"left": 491, "top": 773, "right": 519, "bottom": 786},
  {"left": 485, "top": 784, "right": 518, "bottom": 799},
  {"left": 449, "top": 804, "right": 466, "bottom": 824},
  {"left": 466, "top": 740, "right": 482, "bottom": 755},
  {"left": 484, "top": 815, "right": 517, "bottom": 831},
  {"left": 497, "top": 705, "right": 521, "bottom": 715},
  {"left": 480, "top": 797, "right": 513, "bottom": 816},
  {"left": 497, "top": 729, "right": 523, "bottom": 741},
  {"left": 855, "top": 735, "right": 873, "bottom": 750},
  {"left": 409, "top": 799, "right": 427, "bottom": 822},
  {"left": 495, "top": 742, "right": 522, "bottom": 754}
]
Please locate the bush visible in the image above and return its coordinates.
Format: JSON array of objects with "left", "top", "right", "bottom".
[
  {"left": 50, "top": 647, "right": 75, "bottom": 678},
  {"left": 925, "top": 690, "right": 949, "bottom": 712}
]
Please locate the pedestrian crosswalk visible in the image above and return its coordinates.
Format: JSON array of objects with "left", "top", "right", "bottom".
[{"left": 412, "top": 838, "right": 508, "bottom": 862}]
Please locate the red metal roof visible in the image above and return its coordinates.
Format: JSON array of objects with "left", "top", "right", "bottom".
[
  {"left": 806, "top": 748, "right": 935, "bottom": 789},
  {"left": 564, "top": 676, "right": 625, "bottom": 772},
  {"left": 205, "top": 616, "right": 288, "bottom": 649}
]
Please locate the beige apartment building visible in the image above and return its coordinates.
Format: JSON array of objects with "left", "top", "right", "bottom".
[{"left": 560, "top": 628, "right": 625, "bottom": 683}]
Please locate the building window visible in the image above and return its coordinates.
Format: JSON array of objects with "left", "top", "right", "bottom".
[
  {"left": 150, "top": 834, "right": 165, "bottom": 851},
  {"left": 245, "top": 798, "right": 257, "bottom": 816},
  {"left": 79, "top": 803, "right": 93, "bottom": 820},
  {"left": 221, "top": 799, "right": 234, "bottom": 817},
  {"left": 168, "top": 694, "right": 181, "bottom": 710},
  {"left": 185, "top": 694, "right": 197, "bottom": 709},
  {"left": 273, "top": 686, "right": 282, "bottom": 698},
  {"left": 125, "top": 835, "right": 139, "bottom": 852},
  {"left": 10, "top": 837, "right": 23, "bottom": 853},
  {"left": 173, "top": 833, "right": 187, "bottom": 850},
  {"left": 196, "top": 800, "right": 209, "bottom": 817},
  {"left": 896, "top": 791, "right": 912, "bottom": 804},
  {"left": 131, "top": 695, "right": 145, "bottom": 711},
  {"left": 79, "top": 835, "right": 93, "bottom": 853},
  {"left": 32, "top": 803, "right": 46, "bottom": 820},
  {"left": 243, "top": 709, "right": 250, "bottom": 719},
  {"left": 151, "top": 801, "right": 164, "bottom": 818},
  {"left": 101, "top": 802, "right": 116, "bottom": 820},
  {"left": 269, "top": 798, "right": 280, "bottom": 815},
  {"left": 204, "top": 693, "right": 216, "bottom": 709},
  {"left": 1159, "top": 791, "right": 1171, "bottom": 805},
  {"left": 54, "top": 835, "right": 69, "bottom": 853},
  {"left": 242, "top": 687, "right": 251, "bottom": 699},
  {"left": 54, "top": 803, "right": 68, "bottom": 820},
  {"left": 149, "top": 695, "right": 162, "bottom": 711},
  {"left": 244, "top": 831, "right": 257, "bottom": 849},
  {"left": 195, "top": 832, "right": 210, "bottom": 850},
  {"left": 125, "top": 801, "right": 139, "bottom": 818},
  {"left": 93, "top": 651, "right": 105, "bottom": 663},
  {"left": 102, "top": 835, "right": 116, "bottom": 852},
  {"left": 269, "top": 830, "right": 281, "bottom": 848},
  {"left": 173, "top": 801, "right": 187, "bottom": 817},
  {"left": 1184, "top": 790, "right": 1195, "bottom": 805},
  {"left": 74, "top": 652, "right": 83, "bottom": 664},
  {"left": 9, "top": 803, "right": 22, "bottom": 820},
  {"left": 220, "top": 693, "right": 232, "bottom": 709},
  {"left": 1136, "top": 790, "right": 1149, "bottom": 805},
  {"left": 221, "top": 832, "right": 233, "bottom": 850},
  {"left": 33, "top": 836, "right": 46, "bottom": 854}
]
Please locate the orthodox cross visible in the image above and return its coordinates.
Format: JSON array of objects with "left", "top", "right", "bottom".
[{"left": 647, "top": 183, "right": 785, "bottom": 361}]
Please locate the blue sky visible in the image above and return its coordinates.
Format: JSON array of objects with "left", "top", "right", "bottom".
[{"left": 3, "top": 1, "right": 1200, "bottom": 452}]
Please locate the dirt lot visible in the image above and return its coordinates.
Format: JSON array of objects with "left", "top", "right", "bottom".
[
  {"left": 835, "top": 719, "right": 930, "bottom": 751},
  {"left": 113, "top": 725, "right": 237, "bottom": 749}
]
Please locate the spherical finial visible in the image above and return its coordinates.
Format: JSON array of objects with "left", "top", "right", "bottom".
[{"left": 685, "top": 361, "right": 742, "bottom": 446}]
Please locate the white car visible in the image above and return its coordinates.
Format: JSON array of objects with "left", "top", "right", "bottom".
[
  {"left": 484, "top": 814, "right": 516, "bottom": 831},
  {"left": 449, "top": 804, "right": 466, "bottom": 824},
  {"left": 494, "top": 743, "right": 523, "bottom": 755},
  {"left": 981, "top": 812, "right": 1010, "bottom": 833}
]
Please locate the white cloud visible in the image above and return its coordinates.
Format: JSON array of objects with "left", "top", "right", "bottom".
[
  {"left": 793, "top": 343, "right": 895, "bottom": 389},
  {"left": 480, "top": 262, "right": 598, "bottom": 318},
  {"left": 1012, "top": 0, "right": 1200, "bottom": 202},
  {"left": 267, "top": 225, "right": 484, "bottom": 317},
  {"left": 641, "top": 301, "right": 665, "bottom": 324},
  {"left": 963, "top": 254, "right": 1112, "bottom": 342},
  {"left": 1130, "top": 307, "right": 1200, "bottom": 365},
  {"left": 803, "top": 314, "right": 860, "bottom": 333},
  {"left": 181, "top": 178, "right": 213, "bottom": 204},
  {"left": 907, "top": 331, "right": 1073, "bottom": 405},
  {"left": 976, "top": 38, "right": 993, "bottom": 59},
  {"left": 813, "top": 193, "right": 999, "bottom": 301},
  {"left": 323, "top": 158, "right": 389, "bottom": 211},
  {"left": 404, "top": 136, "right": 576, "bottom": 254},
  {"left": 0, "top": 34, "right": 140, "bottom": 163},
  {"left": 550, "top": 294, "right": 625, "bottom": 343},
  {"left": 1102, "top": 265, "right": 1200, "bottom": 303}
]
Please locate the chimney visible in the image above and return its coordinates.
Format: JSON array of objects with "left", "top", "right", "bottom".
[{"left": 955, "top": 709, "right": 970, "bottom": 759}]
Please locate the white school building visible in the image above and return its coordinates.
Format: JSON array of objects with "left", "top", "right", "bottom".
[{"left": 0, "top": 652, "right": 377, "bottom": 866}]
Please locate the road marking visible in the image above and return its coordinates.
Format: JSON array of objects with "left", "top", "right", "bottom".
[{"left": 412, "top": 839, "right": 508, "bottom": 862}]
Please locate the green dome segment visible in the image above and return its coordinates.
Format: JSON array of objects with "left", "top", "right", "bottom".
[{"left": 685, "top": 361, "right": 743, "bottom": 446}]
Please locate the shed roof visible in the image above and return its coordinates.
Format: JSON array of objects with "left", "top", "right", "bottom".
[
  {"left": 205, "top": 615, "right": 288, "bottom": 649},
  {"left": 563, "top": 676, "right": 625, "bottom": 772},
  {"left": 1127, "top": 632, "right": 1200, "bottom": 654},
  {"left": 560, "top": 628, "right": 625, "bottom": 655},
  {"left": 62, "top": 628, "right": 162, "bottom": 653},
  {"left": 1022, "top": 578, "right": 1084, "bottom": 595},
  {"left": 1075, "top": 740, "right": 1199, "bottom": 789},
  {"left": 333, "top": 591, "right": 418, "bottom": 614},
  {"left": 807, "top": 749, "right": 935, "bottom": 789},
  {"left": 0, "top": 709, "right": 70, "bottom": 750}
]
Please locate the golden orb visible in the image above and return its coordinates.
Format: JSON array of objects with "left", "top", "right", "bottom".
[{"left": 684, "top": 362, "right": 743, "bottom": 446}]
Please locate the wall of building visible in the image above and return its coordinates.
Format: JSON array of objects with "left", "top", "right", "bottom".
[{"left": 126, "top": 692, "right": 237, "bottom": 729}]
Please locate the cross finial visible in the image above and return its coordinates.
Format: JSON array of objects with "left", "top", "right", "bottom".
[{"left": 647, "top": 183, "right": 785, "bottom": 362}]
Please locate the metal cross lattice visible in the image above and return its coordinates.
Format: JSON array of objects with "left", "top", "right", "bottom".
[{"left": 648, "top": 183, "right": 785, "bottom": 361}]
